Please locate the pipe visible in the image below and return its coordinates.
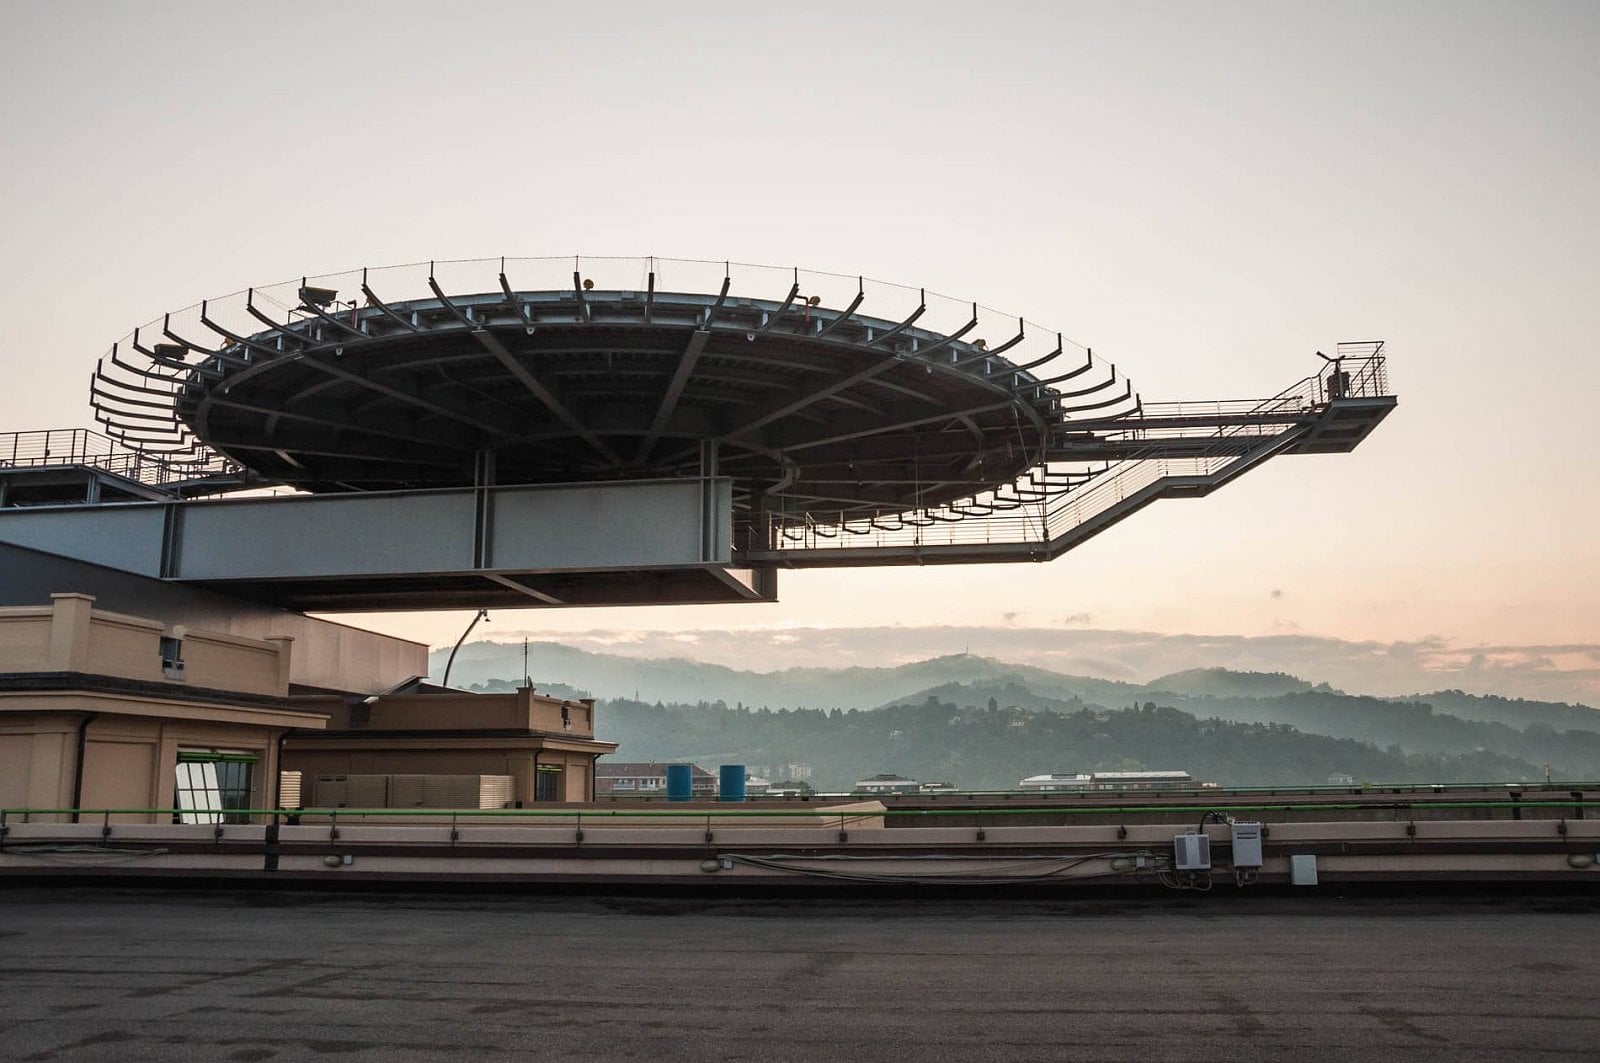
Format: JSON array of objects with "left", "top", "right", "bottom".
[
  {"left": 272, "top": 730, "right": 288, "bottom": 812},
  {"left": 70, "top": 712, "right": 99, "bottom": 823}
]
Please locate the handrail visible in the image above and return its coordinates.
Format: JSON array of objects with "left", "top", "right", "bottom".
[
  {"left": 739, "top": 352, "right": 1391, "bottom": 556},
  {"left": 3, "top": 795, "right": 1589, "bottom": 825},
  {"left": 0, "top": 428, "right": 244, "bottom": 491}
]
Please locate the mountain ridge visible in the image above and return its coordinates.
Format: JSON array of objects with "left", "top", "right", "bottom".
[{"left": 435, "top": 639, "right": 1599, "bottom": 734}]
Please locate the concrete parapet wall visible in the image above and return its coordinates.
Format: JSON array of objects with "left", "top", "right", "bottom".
[{"left": 4, "top": 814, "right": 1599, "bottom": 889}]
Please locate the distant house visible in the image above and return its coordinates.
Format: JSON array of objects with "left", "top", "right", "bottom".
[
  {"left": 854, "top": 773, "right": 922, "bottom": 795},
  {"left": 919, "top": 781, "right": 958, "bottom": 794},
  {"left": 1019, "top": 773, "right": 1093, "bottom": 791},
  {"left": 596, "top": 762, "right": 716, "bottom": 797},
  {"left": 1328, "top": 772, "right": 1357, "bottom": 786}
]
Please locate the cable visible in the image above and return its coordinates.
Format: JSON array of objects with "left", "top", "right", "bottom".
[
  {"left": 3, "top": 844, "right": 172, "bottom": 865},
  {"left": 719, "top": 850, "right": 1165, "bottom": 886}
]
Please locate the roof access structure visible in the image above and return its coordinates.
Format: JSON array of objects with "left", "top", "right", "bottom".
[{"left": 0, "top": 256, "right": 1395, "bottom": 611}]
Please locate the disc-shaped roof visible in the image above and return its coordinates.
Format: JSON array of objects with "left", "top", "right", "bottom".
[{"left": 90, "top": 261, "right": 1136, "bottom": 519}]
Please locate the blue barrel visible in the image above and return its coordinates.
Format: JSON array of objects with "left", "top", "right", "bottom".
[
  {"left": 719, "top": 764, "right": 747, "bottom": 802},
  {"left": 666, "top": 764, "right": 693, "bottom": 802}
]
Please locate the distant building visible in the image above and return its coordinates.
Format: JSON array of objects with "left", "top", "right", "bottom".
[
  {"left": 595, "top": 762, "right": 716, "bottom": 797},
  {"left": 1019, "top": 771, "right": 1196, "bottom": 791},
  {"left": 745, "top": 763, "right": 810, "bottom": 784},
  {"left": 1328, "top": 772, "right": 1356, "bottom": 786},
  {"left": 919, "top": 781, "right": 958, "bottom": 794},
  {"left": 745, "top": 775, "right": 773, "bottom": 797},
  {"left": 1090, "top": 770, "right": 1193, "bottom": 790},
  {"left": 1019, "top": 773, "right": 1093, "bottom": 792},
  {"left": 854, "top": 772, "right": 922, "bottom": 795}
]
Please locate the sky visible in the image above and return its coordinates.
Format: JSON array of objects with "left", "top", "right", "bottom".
[{"left": 1, "top": 2, "right": 1596, "bottom": 689}]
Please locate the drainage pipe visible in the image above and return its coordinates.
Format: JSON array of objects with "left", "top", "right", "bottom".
[{"left": 69, "top": 712, "right": 98, "bottom": 823}]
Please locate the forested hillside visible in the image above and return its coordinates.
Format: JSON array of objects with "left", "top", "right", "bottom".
[
  {"left": 450, "top": 643, "right": 1600, "bottom": 785},
  {"left": 897, "top": 681, "right": 1600, "bottom": 777},
  {"left": 594, "top": 695, "right": 1539, "bottom": 791}
]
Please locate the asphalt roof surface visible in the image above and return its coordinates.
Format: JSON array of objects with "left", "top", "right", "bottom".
[{"left": 2, "top": 888, "right": 1596, "bottom": 1061}]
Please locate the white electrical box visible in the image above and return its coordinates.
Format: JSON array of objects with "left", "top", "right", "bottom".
[
  {"left": 1174, "top": 832, "right": 1211, "bottom": 871},
  {"left": 1291, "top": 853, "right": 1319, "bottom": 886},
  {"left": 1230, "top": 822, "right": 1264, "bottom": 868}
]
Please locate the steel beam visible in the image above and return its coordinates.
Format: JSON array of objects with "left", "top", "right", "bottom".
[{"left": 635, "top": 329, "right": 711, "bottom": 466}]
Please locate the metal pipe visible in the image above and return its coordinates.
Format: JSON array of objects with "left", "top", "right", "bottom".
[
  {"left": 70, "top": 712, "right": 98, "bottom": 823},
  {"left": 440, "top": 609, "right": 488, "bottom": 689},
  {"left": 272, "top": 730, "right": 288, "bottom": 813}
]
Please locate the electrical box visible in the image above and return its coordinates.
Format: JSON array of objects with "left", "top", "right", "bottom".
[
  {"left": 1174, "top": 832, "right": 1211, "bottom": 871},
  {"left": 1230, "top": 822, "right": 1264, "bottom": 868},
  {"left": 1291, "top": 854, "right": 1319, "bottom": 886}
]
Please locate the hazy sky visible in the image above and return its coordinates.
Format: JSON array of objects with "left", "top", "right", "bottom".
[{"left": 2, "top": 2, "right": 1596, "bottom": 665}]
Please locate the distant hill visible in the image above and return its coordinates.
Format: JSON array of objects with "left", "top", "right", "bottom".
[
  {"left": 595, "top": 695, "right": 1543, "bottom": 790},
  {"left": 881, "top": 680, "right": 1091, "bottom": 715},
  {"left": 431, "top": 641, "right": 1141, "bottom": 712},
  {"left": 436, "top": 641, "right": 1600, "bottom": 765},
  {"left": 886, "top": 679, "right": 1600, "bottom": 778},
  {"left": 469, "top": 677, "right": 591, "bottom": 701},
  {"left": 1144, "top": 668, "right": 1317, "bottom": 698},
  {"left": 1395, "top": 689, "right": 1600, "bottom": 732}
]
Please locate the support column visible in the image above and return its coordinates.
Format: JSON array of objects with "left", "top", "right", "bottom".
[{"left": 473, "top": 449, "right": 496, "bottom": 569}]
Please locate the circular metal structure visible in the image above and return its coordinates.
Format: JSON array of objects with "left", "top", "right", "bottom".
[{"left": 90, "top": 258, "right": 1138, "bottom": 520}]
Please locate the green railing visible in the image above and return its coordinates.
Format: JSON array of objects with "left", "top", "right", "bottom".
[
  {"left": 601, "top": 780, "right": 1600, "bottom": 802},
  {"left": 4, "top": 797, "right": 1597, "bottom": 827}
]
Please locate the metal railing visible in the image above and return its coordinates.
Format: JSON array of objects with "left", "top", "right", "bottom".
[
  {"left": 1, "top": 791, "right": 1592, "bottom": 832},
  {"left": 0, "top": 428, "right": 243, "bottom": 491},
  {"left": 738, "top": 350, "right": 1390, "bottom": 557},
  {"left": 89, "top": 255, "right": 1109, "bottom": 460}
]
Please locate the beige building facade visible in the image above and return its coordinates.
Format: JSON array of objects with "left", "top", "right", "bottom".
[
  {"left": 283, "top": 686, "right": 617, "bottom": 806},
  {"left": 0, "top": 593, "right": 327, "bottom": 823},
  {"left": 2, "top": 595, "right": 618, "bottom": 821}
]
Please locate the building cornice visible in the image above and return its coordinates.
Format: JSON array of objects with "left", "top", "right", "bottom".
[{"left": 0, "top": 671, "right": 329, "bottom": 730}]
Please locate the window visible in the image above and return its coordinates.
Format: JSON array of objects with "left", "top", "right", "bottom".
[
  {"left": 159, "top": 635, "right": 185, "bottom": 680},
  {"left": 174, "top": 751, "right": 256, "bottom": 824},
  {"left": 535, "top": 766, "right": 562, "bottom": 802}
]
